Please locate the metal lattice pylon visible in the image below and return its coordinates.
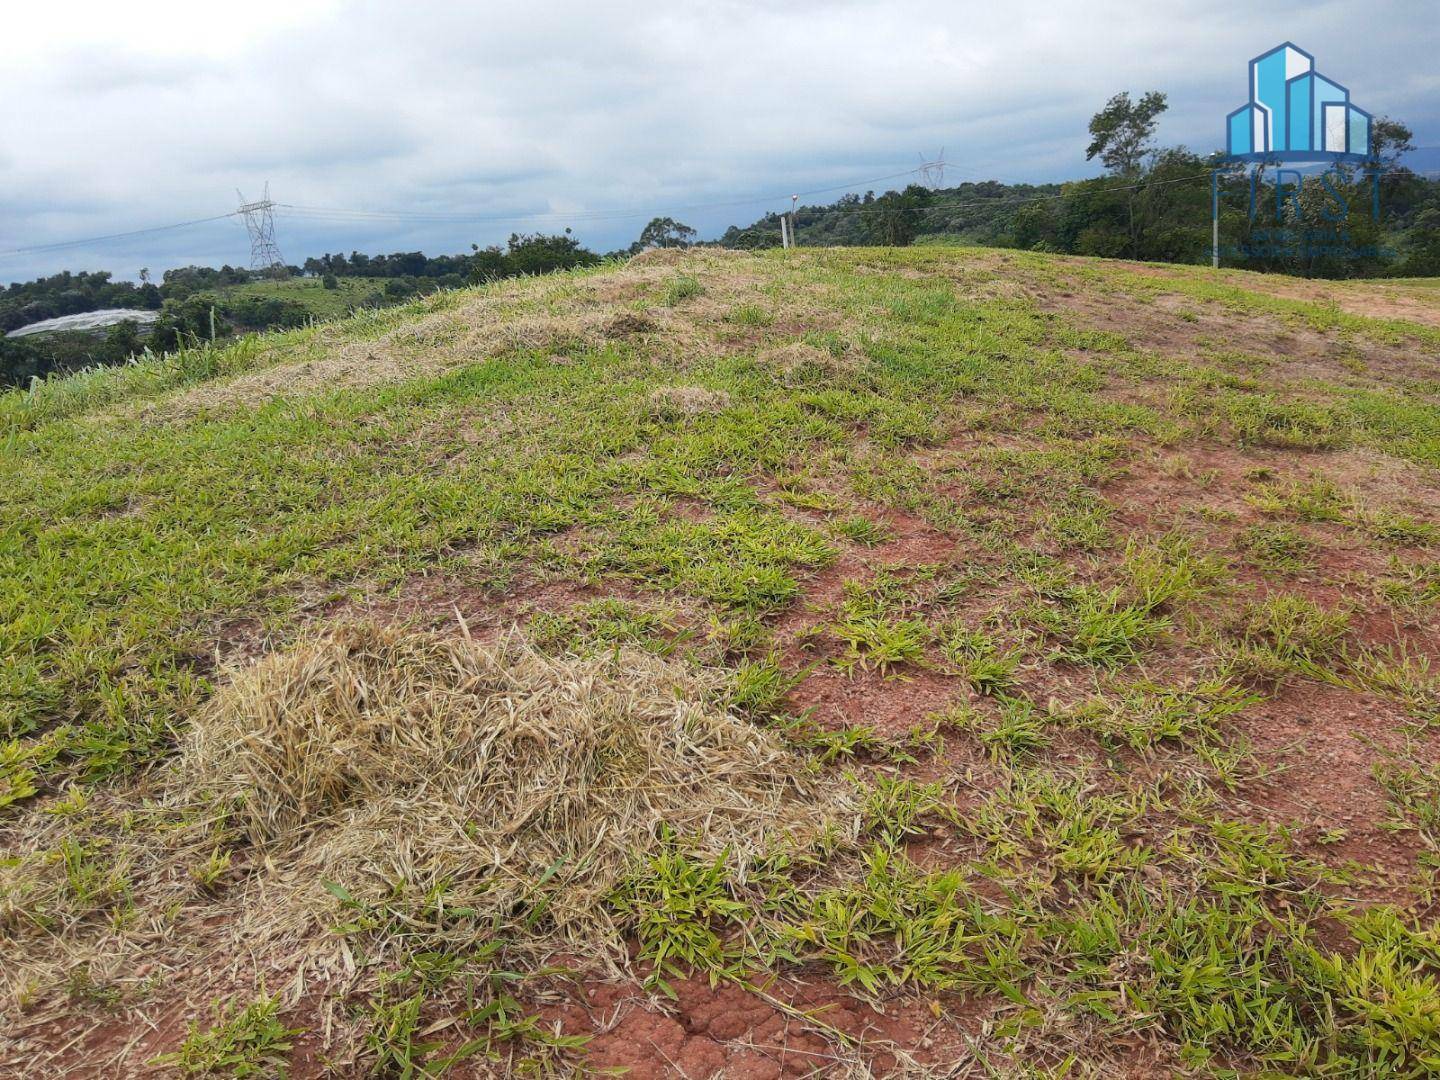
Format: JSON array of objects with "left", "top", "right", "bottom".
[
  {"left": 236, "top": 183, "right": 286, "bottom": 274},
  {"left": 917, "top": 150, "right": 947, "bottom": 190}
]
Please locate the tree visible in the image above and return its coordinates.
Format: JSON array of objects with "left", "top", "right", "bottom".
[
  {"left": 1011, "top": 201, "right": 1060, "bottom": 251},
  {"left": 863, "top": 185, "right": 932, "bottom": 246},
  {"left": 103, "top": 319, "right": 143, "bottom": 363},
  {"left": 150, "top": 294, "right": 228, "bottom": 351},
  {"left": 1396, "top": 206, "right": 1440, "bottom": 276},
  {"left": 633, "top": 217, "right": 697, "bottom": 252},
  {"left": 1086, "top": 91, "right": 1168, "bottom": 175},
  {"left": 1372, "top": 117, "right": 1414, "bottom": 170},
  {"left": 468, "top": 244, "right": 509, "bottom": 283},
  {"left": 504, "top": 230, "right": 600, "bottom": 276},
  {"left": 1370, "top": 117, "right": 1417, "bottom": 209},
  {"left": 322, "top": 273, "right": 339, "bottom": 290}
]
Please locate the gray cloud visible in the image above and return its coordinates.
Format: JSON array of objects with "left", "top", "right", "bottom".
[{"left": 2, "top": 0, "right": 1435, "bottom": 282}]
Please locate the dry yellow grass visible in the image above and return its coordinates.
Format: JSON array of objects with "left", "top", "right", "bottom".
[
  {"left": 2, "top": 621, "right": 854, "bottom": 1028},
  {"left": 755, "top": 340, "right": 864, "bottom": 384},
  {"left": 645, "top": 385, "right": 732, "bottom": 417},
  {"left": 185, "top": 621, "right": 852, "bottom": 963},
  {"left": 130, "top": 248, "right": 772, "bottom": 419}
]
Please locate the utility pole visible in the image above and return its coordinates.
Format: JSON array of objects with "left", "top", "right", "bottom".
[
  {"left": 236, "top": 183, "right": 287, "bottom": 276},
  {"left": 1211, "top": 170, "right": 1220, "bottom": 269}
]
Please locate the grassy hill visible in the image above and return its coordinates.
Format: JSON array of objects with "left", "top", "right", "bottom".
[
  {"left": 213, "top": 275, "right": 393, "bottom": 319},
  {"left": 3, "top": 248, "right": 1440, "bottom": 1076}
]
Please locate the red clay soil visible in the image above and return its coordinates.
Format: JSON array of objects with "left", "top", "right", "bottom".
[
  {"left": 538, "top": 974, "right": 984, "bottom": 1079},
  {"left": 1235, "top": 679, "right": 1440, "bottom": 902}
]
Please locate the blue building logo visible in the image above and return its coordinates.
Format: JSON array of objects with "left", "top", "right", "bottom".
[
  {"left": 1210, "top": 43, "right": 1389, "bottom": 266},
  {"left": 1225, "top": 43, "right": 1373, "bottom": 162}
]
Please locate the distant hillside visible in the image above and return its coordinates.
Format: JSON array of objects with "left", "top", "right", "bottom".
[
  {"left": 720, "top": 180, "right": 1065, "bottom": 250},
  {"left": 719, "top": 163, "right": 1440, "bottom": 277},
  {"left": 0, "top": 232, "right": 601, "bottom": 387},
  {"left": 213, "top": 276, "right": 391, "bottom": 320}
]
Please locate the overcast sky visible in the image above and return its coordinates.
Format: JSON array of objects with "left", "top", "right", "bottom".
[{"left": 3, "top": 0, "right": 1437, "bottom": 283}]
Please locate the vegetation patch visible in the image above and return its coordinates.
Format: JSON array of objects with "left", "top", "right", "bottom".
[{"left": 180, "top": 622, "right": 855, "bottom": 963}]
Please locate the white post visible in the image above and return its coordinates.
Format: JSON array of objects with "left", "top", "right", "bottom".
[{"left": 1211, "top": 170, "right": 1220, "bottom": 270}]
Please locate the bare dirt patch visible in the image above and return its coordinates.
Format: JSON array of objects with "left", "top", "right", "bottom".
[
  {"left": 1236, "top": 680, "right": 1440, "bottom": 897},
  {"left": 1032, "top": 268, "right": 1440, "bottom": 393},
  {"left": 543, "top": 972, "right": 990, "bottom": 1078}
]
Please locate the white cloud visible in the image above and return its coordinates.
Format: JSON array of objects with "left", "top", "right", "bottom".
[{"left": 2, "top": 0, "right": 1434, "bottom": 280}]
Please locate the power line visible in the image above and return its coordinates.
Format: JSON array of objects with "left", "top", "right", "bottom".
[
  {"left": 276, "top": 166, "right": 1218, "bottom": 236},
  {"left": 284, "top": 155, "right": 1329, "bottom": 235},
  {"left": 0, "top": 164, "right": 939, "bottom": 262},
  {"left": 783, "top": 167, "right": 1220, "bottom": 221},
  {"left": 273, "top": 163, "right": 947, "bottom": 226},
  {"left": 917, "top": 149, "right": 946, "bottom": 190},
  {"left": 791, "top": 159, "right": 1417, "bottom": 221},
  {"left": 0, "top": 211, "right": 240, "bottom": 257}
]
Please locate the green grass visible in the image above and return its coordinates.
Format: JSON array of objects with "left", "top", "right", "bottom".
[
  {"left": 153, "top": 993, "right": 300, "bottom": 1076},
  {"left": 938, "top": 625, "right": 1022, "bottom": 694},
  {"left": 1030, "top": 584, "right": 1171, "bottom": 669},
  {"left": 6, "top": 246, "right": 1440, "bottom": 1076},
  {"left": 218, "top": 275, "right": 392, "bottom": 319},
  {"left": 660, "top": 274, "right": 704, "bottom": 306},
  {"left": 1225, "top": 594, "right": 1352, "bottom": 679},
  {"left": 1069, "top": 677, "right": 1258, "bottom": 752},
  {"left": 529, "top": 597, "right": 686, "bottom": 656},
  {"left": 609, "top": 755, "right": 1440, "bottom": 1072},
  {"left": 1239, "top": 522, "right": 1317, "bottom": 573}
]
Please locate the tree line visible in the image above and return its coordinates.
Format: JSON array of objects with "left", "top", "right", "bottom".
[
  {"left": 718, "top": 93, "right": 1438, "bottom": 278},
  {"left": 300, "top": 230, "right": 600, "bottom": 285}
]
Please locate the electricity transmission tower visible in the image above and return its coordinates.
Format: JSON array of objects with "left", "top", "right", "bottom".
[
  {"left": 236, "top": 184, "right": 287, "bottom": 275},
  {"left": 917, "top": 150, "right": 947, "bottom": 190}
]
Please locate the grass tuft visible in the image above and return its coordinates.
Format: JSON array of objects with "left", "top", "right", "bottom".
[{"left": 153, "top": 992, "right": 300, "bottom": 1077}]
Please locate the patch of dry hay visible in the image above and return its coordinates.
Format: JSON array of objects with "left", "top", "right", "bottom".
[
  {"left": 627, "top": 247, "right": 751, "bottom": 268},
  {"left": 600, "top": 310, "right": 657, "bottom": 337},
  {"left": 755, "top": 341, "right": 863, "bottom": 385},
  {"left": 0, "top": 623, "right": 853, "bottom": 1067},
  {"left": 126, "top": 249, "right": 772, "bottom": 419},
  {"left": 183, "top": 622, "right": 851, "bottom": 964},
  {"left": 645, "top": 386, "right": 732, "bottom": 418}
]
